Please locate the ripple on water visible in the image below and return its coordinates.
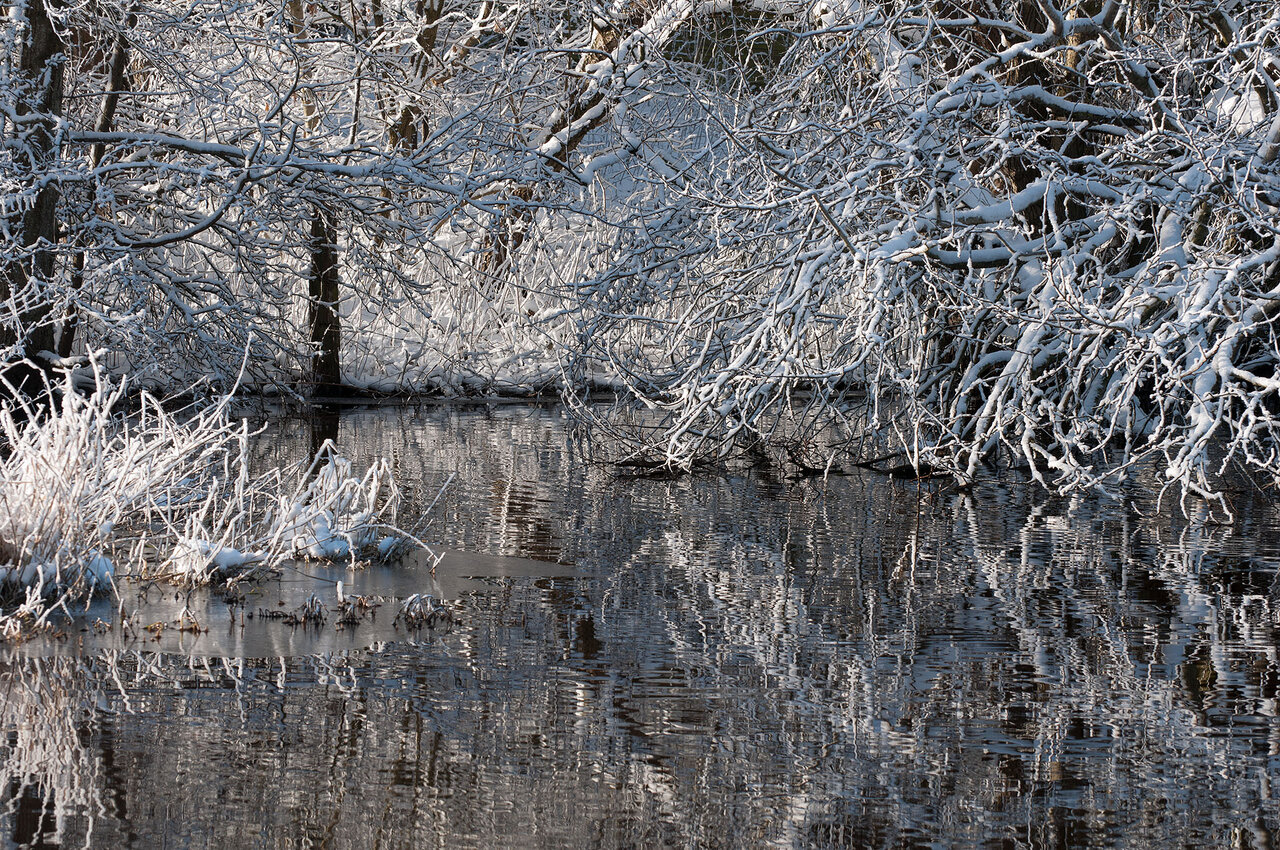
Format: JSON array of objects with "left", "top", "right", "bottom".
[{"left": 2, "top": 404, "right": 1280, "bottom": 848}]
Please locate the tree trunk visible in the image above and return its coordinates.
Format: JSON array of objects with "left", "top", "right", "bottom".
[
  {"left": 3, "top": 0, "right": 64, "bottom": 374},
  {"left": 308, "top": 208, "right": 342, "bottom": 396},
  {"left": 60, "top": 9, "right": 135, "bottom": 359},
  {"left": 286, "top": 1, "right": 345, "bottom": 398}
]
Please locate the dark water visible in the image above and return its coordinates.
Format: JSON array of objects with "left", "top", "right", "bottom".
[{"left": 3, "top": 404, "right": 1280, "bottom": 848}]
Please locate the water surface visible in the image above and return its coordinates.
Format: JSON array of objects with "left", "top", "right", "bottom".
[{"left": 3, "top": 404, "right": 1279, "bottom": 848}]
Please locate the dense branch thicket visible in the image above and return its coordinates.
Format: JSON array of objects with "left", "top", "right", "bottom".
[
  {"left": 3, "top": 0, "right": 1280, "bottom": 493},
  {"left": 562, "top": 0, "right": 1280, "bottom": 495}
]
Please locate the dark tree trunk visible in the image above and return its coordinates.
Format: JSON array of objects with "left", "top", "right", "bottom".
[
  {"left": 308, "top": 208, "right": 343, "bottom": 396},
  {"left": 2, "top": 0, "right": 65, "bottom": 397},
  {"left": 61, "top": 8, "right": 136, "bottom": 359},
  {"left": 3, "top": 0, "right": 64, "bottom": 358}
]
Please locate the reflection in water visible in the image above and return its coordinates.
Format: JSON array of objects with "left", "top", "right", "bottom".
[
  {"left": 307, "top": 405, "right": 341, "bottom": 463},
  {"left": 3, "top": 405, "right": 1280, "bottom": 848}
]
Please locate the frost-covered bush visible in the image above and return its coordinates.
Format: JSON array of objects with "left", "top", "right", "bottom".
[
  {"left": 562, "top": 2, "right": 1280, "bottom": 498},
  {"left": 268, "top": 446, "right": 401, "bottom": 560},
  {"left": 0, "top": 373, "right": 143, "bottom": 630},
  {"left": 0, "top": 367, "right": 410, "bottom": 637},
  {"left": 157, "top": 442, "right": 405, "bottom": 585}
]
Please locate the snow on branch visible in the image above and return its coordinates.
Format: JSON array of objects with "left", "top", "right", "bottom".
[{"left": 561, "top": 1, "right": 1280, "bottom": 498}]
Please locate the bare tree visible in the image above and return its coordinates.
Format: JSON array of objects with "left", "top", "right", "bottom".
[{"left": 7, "top": 0, "right": 1278, "bottom": 497}]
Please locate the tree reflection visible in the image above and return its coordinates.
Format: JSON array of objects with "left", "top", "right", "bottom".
[{"left": 2, "top": 407, "right": 1279, "bottom": 847}]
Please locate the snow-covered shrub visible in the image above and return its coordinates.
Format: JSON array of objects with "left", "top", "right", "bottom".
[
  {"left": 0, "top": 371, "right": 140, "bottom": 634},
  {"left": 267, "top": 445, "right": 400, "bottom": 560},
  {"left": 0, "top": 365, "right": 412, "bottom": 637},
  {"left": 155, "top": 445, "right": 405, "bottom": 586}
]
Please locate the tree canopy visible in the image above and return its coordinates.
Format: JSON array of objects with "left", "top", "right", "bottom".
[{"left": 3, "top": 0, "right": 1280, "bottom": 494}]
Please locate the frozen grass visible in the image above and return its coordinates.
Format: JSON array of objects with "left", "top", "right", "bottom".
[{"left": 0, "top": 364, "right": 413, "bottom": 639}]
